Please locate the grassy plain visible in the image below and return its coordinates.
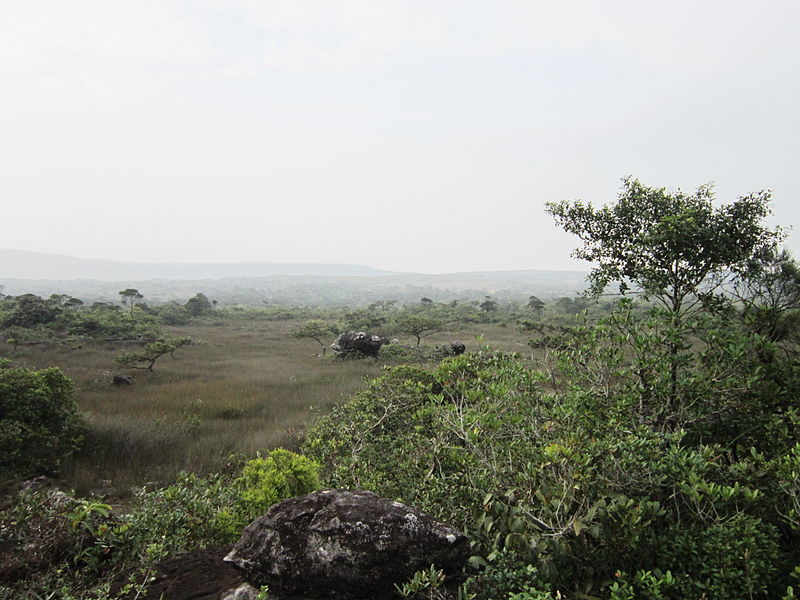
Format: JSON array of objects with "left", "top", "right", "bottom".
[{"left": 2, "top": 318, "right": 532, "bottom": 496}]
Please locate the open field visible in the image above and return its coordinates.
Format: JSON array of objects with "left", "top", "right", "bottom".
[{"left": 2, "top": 318, "right": 534, "bottom": 496}]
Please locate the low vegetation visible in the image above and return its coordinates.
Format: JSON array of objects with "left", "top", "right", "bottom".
[{"left": 1, "top": 179, "right": 799, "bottom": 599}]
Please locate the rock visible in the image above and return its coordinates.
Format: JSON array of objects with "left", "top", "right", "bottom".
[
  {"left": 330, "top": 332, "right": 387, "bottom": 358},
  {"left": 111, "top": 545, "right": 246, "bottom": 600},
  {"left": 221, "top": 583, "right": 261, "bottom": 600},
  {"left": 112, "top": 374, "right": 132, "bottom": 386},
  {"left": 449, "top": 341, "right": 466, "bottom": 355},
  {"left": 224, "top": 489, "right": 469, "bottom": 600}
]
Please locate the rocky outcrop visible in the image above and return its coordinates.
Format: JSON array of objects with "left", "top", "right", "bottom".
[
  {"left": 330, "top": 332, "right": 387, "bottom": 358},
  {"left": 224, "top": 489, "right": 469, "bottom": 599}
]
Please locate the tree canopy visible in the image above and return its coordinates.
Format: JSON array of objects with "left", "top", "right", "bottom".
[{"left": 546, "top": 178, "right": 783, "bottom": 317}]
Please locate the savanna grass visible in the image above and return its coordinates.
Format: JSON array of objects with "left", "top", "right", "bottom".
[{"left": 1, "top": 318, "right": 534, "bottom": 495}]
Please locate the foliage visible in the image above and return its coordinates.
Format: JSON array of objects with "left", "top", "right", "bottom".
[
  {"left": 157, "top": 300, "right": 191, "bottom": 325},
  {"left": 122, "top": 471, "right": 243, "bottom": 562},
  {"left": 292, "top": 319, "right": 338, "bottom": 355},
  {"left": 115, "top": 336, "right": 191, "bottom": 371},
  {"left": 730, "top": 248, "right": 800, "bottom": 354},
  {"left": 547, "top": 178, "right": 785, "bottom": 410},
  {"left": 1, "top": 293, "right": 59, "bottom": 327},
  {"left": 0, "top": 293, "right": 159, "bottom": 341},
  {"left": 0, "top": 449, "right": 323, "bottom": 598},
  {"left": 185, "top": 292, "right": 214, "bottom": 316},
  {"left": 393, "top": 309, "right": 446, "bottom": 346},
  {"left": 546, "top": 178, "right": 782, "bottom": 314},
  {"left": 527, "top": 296, "right": 545, "bottom": 319},
  {"left": 235, "top": 448, "right": 321, "bottom": 522},
  {"left": 118, "top": 288, "right": 144, "bottom": 317},
  {"left": 304, "top": 335, "right": 800, "bottom": 598},
  {"left": 0, "top": 366, "right": 84, "bottom": 480}
]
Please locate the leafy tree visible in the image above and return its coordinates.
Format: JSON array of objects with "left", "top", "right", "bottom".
[
  {"left": 0, "top": 366, "right": 83, "bottom": 480},
  {"left": 342, "top": 309, "right": 388, "bottom": 335},
  {"left": 547, "top": 178, "right": 783, "bottom": 403},
  {"left": 527, "top": 295, "right": 545, "bottom": 319},
  {"left": 393, "top": 310, "right": 445, "bottom": 346},
  {"left": 115, "top": 336, "right": 191, "bottom": 371},
  {"left": 118, "top": 288, "right": 144, "bottom": 317},
  {"left": 185, "top": 293, "right": 213, "bottom": 316},
  {"left": 546, "top": 178, "right": 782, "bottom": 317},
  {"left": 64, "top": 297, "right": 84, "bottom": 312},
  {"left": 555, "top": 296, "right": 589, "bottom": 315},
  {"left": 2, "top": 294, "right": 57, "bottom": 327},
  {"left": 480, "top": 296, "right": 498, "bottom": 313},
  {"left": 730, "top": 248, "right": 800, "bottom": 354},
  {"left": 292, "top": 319, "right": 338, "bottom": 356}
]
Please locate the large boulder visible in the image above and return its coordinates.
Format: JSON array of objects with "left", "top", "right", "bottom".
[
  {"left": 224, "top": 489, "right": 469, "bottom": 599},
  {"left": 330, "top": 332, "right": 387, "bottom": 358}
]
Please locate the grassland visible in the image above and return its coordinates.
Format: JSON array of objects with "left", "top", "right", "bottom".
[{"left": 2, "top": 318, "right": 533, "bottom": 497}]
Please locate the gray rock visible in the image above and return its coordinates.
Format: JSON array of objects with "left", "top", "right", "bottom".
[
  {"left": 449, "top": 341, "right": 466, "bottom": 355},
  {"left": 224, "top": 489, "right": 469, "bottom": 600},
  {"left": 330, "top": 332, "right": 387, "bottom": 358},
  {"left": 221, "top": 583, "right": 261, "bottom": 600}
]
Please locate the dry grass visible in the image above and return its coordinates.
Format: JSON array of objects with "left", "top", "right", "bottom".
[{"left": 2, "top": 318, "right": 536, "bottom": 495}]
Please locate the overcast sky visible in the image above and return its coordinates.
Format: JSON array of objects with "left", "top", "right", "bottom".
[{"left": 2, "top": 1, "right": 799, "bottom": 273}]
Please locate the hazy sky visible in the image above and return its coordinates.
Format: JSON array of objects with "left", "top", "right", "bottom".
[{"left": 2, "top": 1, "right": 799, "bottom": 273}]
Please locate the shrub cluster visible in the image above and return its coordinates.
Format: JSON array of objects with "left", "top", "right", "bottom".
[
  {"left": 0, "top": 449, "right": 320, "bottom": 599},
  {"left": 303, "top": 312, "right": 800, "bottom": 599},
  {"left": 0, "top": 365, "right": 84, "bottom": 481}
]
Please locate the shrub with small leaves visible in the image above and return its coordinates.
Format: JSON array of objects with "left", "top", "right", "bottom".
[{"left": 235, "top": 449, "right": 321, "bottom": 522}]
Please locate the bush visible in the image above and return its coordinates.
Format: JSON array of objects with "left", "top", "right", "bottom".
[
  {"left": 123, "top": 471, "right": 242, "bottom": 562},
  {"left": 658, "top": 514, "right": 781, "bottom": 599},
  {"left": 235, "top": 448, "right": 321, "bottom": 522},
  {"left": 0, "top": 367, "right": 83, "bottom": 481},
  {"left": 303, "top": 346, "right": 800, "bottom": 599}
]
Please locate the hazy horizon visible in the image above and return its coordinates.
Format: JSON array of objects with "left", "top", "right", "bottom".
[
  {"left": 0, "top": 248, "right": 590, "bottom": 280},
  {"left": 3, "top": 2, "right": 799, "bottom": 273}
]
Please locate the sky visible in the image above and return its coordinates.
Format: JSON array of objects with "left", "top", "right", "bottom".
[{"left": 2, "top": 1, "right": 799, "bottom": 274}]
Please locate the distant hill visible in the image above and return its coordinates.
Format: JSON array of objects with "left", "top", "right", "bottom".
[
  {"left": 0, "top": 250, "right": 589, "bottom": 305},
  {"left": 0, "top": 250, "right": 392, "bottom": 280}
]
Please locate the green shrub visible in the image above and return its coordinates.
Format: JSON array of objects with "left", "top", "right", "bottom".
[
  {"left": 123, "top": 471, "right": 242, "bottom": 562},
  {"left": 0, "top": 366, "right": 84, "bottom": 481},
  {"left": 658, "top": 514, "right": 780, "bottom": 599},
  {"left": 304, "top": 344, "right": 800, "bottom": 599},
  {"left": 0, "top": 489, "right": 120, "bottom": 599},
  {"left": 235, "top": 448, "right": 321, "bottom": 522}
]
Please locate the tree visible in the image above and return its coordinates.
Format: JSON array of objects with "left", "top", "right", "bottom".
[
  {"left": 546, "top": 178, "right": 782, "bottom": 318},
  {"left": 65, "top": 297, "right": 84, "bottom": 312},
  {"left": 119, "top": 288, "right": 144, "bottom": 317},
  {"left": 479, "top": 296, "right": 498, "bottom": 313},
  {"left": 293, "top": 320, "right": 338, "bottom": 356},
  {"left": 0, "top": 366, "right": 83, "bottom": 479},
  {"left": 547, "top": 177, "right": 783, "bottom": 404},
  {"left": 731, "top": 248, "right": 800, "bottom": 355},
  {"left": 527, "top": 295, "right": 545, "bottom": 319},
  {"left": 393, "top": 310, "right": 444, "bottom": 347},
  {"left": 2, "top": 294, "right": 58, "bottom": 327},
  {"left": 115, "top": 336, "right": 191, "bottom": 371},
  {"left": 185, "top": 293, "right": 213, "bottom": 316}
]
